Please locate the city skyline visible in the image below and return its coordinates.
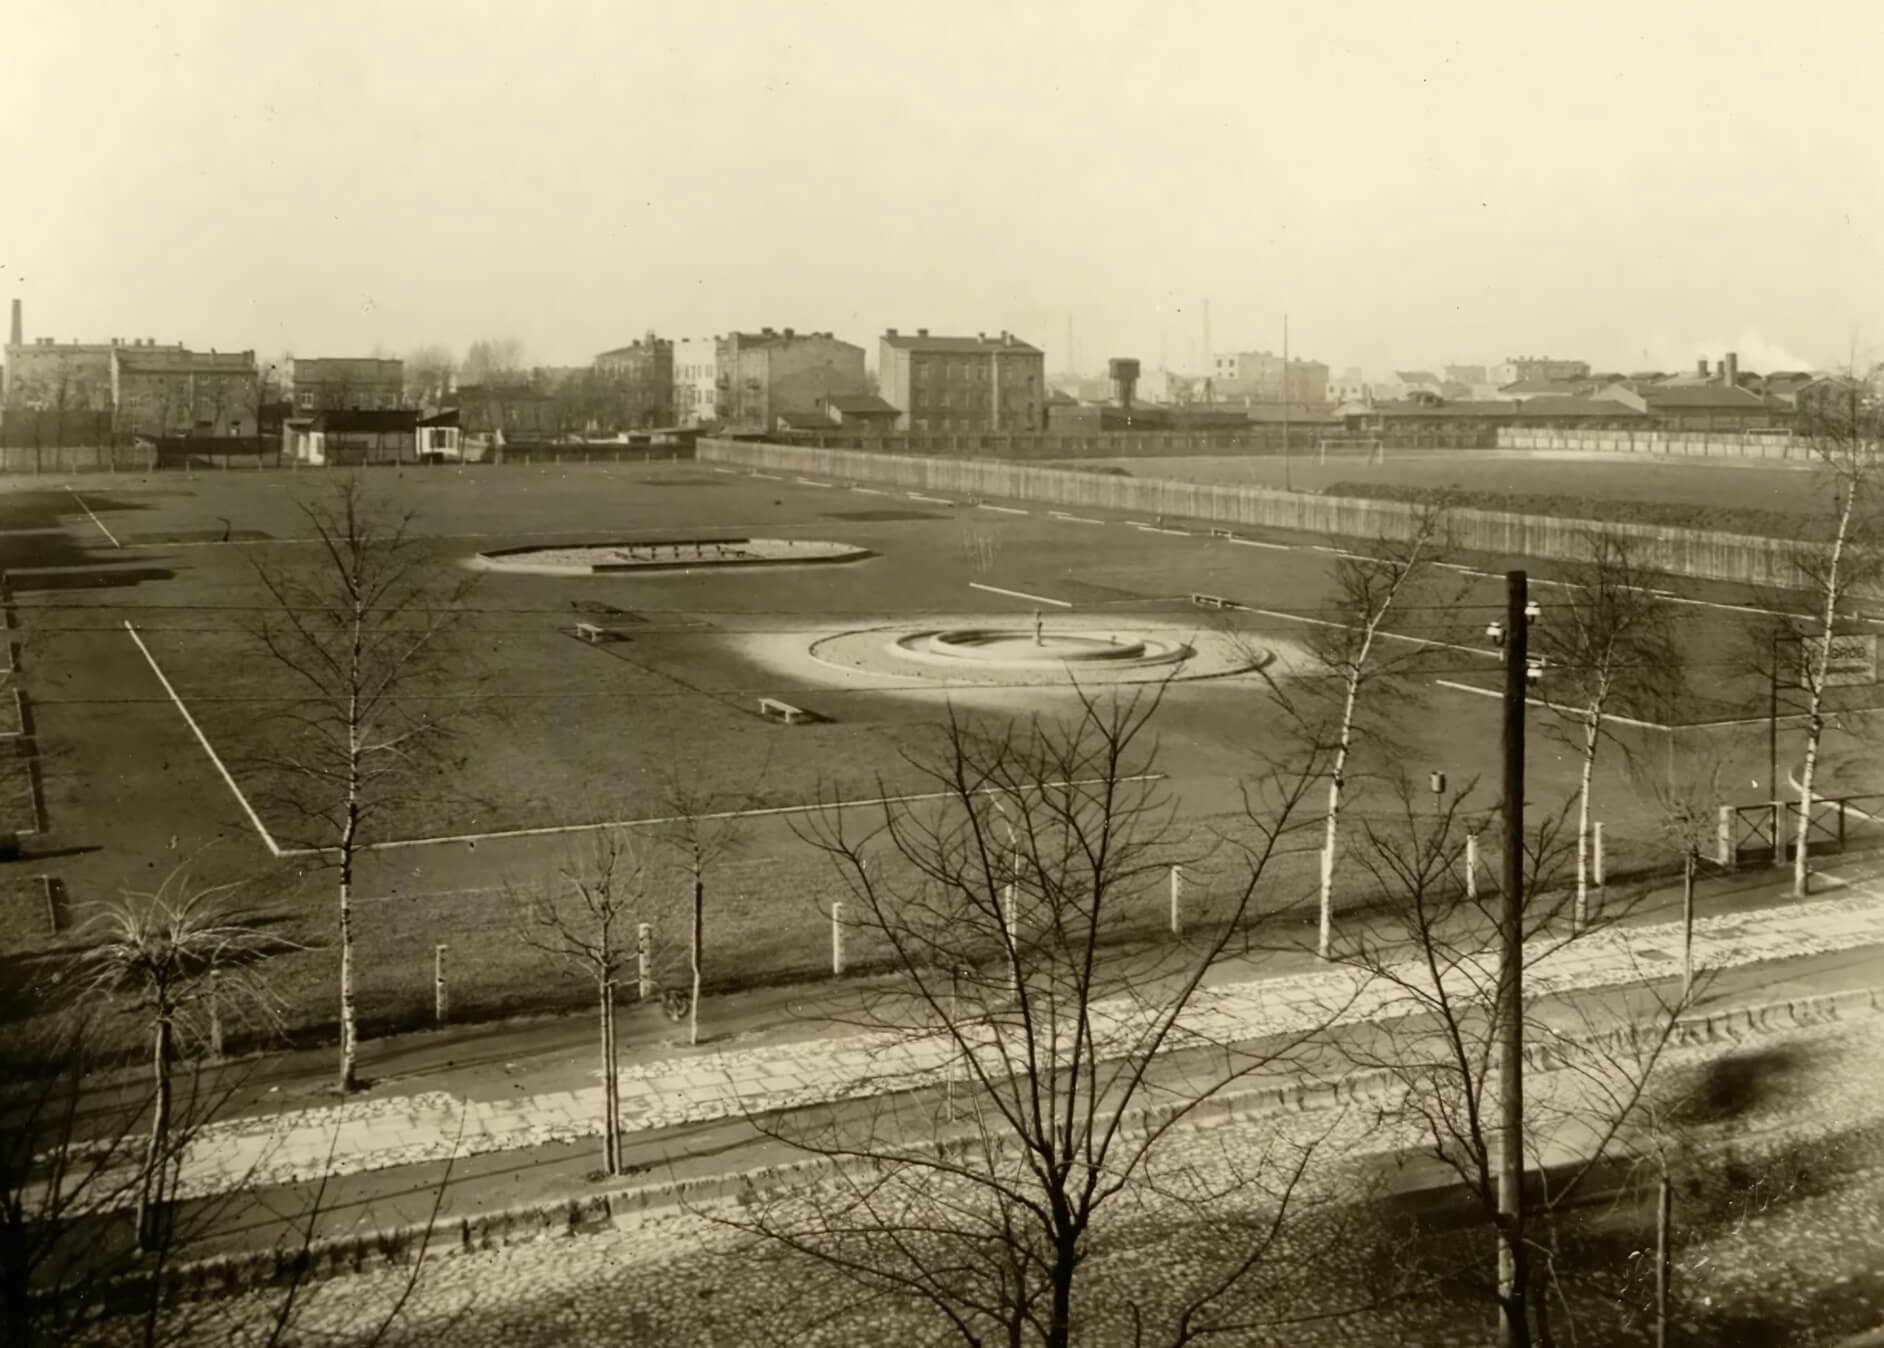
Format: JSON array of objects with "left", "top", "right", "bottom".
[{"left": 3, "top": 0, "right": 1879, "bottom": 377}]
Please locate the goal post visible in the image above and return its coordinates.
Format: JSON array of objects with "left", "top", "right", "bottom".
[{"left": 1315, "top": 437, "right": 1385, "bottom": 466}]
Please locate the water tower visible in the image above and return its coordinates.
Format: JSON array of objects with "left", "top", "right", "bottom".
[{"left": 1108, "top": 358, "right": 1141, "bottom": 413}]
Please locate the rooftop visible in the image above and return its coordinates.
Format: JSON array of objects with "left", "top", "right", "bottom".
[
  {"left": 824, "top": 393, "right": 899, "bottom": 415},
  {"left": 882, "top": 329, "right": 1041, "bottom": 354}
]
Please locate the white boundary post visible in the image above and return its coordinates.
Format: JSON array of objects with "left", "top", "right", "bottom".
[
  {"left": 637, "top": 922, "right": 653, "bottom": 999},
  {"left": 1592, "top": 822, "right": 1606, "bottom": 889},
  {"left": 1464, "top": 833, "right": 1479, "bottom": 900},
  {"left": 1715, "top": 806, "right": 1735, "bottom": 868},
  {"left": 433, "top": 943, "right": 449, "bottom": 1025},
  {"left": 831, "top": 902, "right": 845, "bottom": 975},
  {"left": 1169, "top": 865, "right": 1183, "bottom": 935}
]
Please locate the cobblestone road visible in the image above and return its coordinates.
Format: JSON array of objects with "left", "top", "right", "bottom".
[{"left": 136, "top": 1013, "right": 1884, "bottom": 1347}]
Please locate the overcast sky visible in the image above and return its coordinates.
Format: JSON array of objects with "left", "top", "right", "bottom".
[{"left": 3, "top": 0, "right": 1880, "bottom": 376}]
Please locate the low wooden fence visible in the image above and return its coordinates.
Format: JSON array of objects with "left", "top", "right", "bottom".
[{"left": 698, "top": 438, "right": 1822, "bottom": 591}]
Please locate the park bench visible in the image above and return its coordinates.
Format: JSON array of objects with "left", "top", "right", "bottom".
[
  {"left": 757, "top": 696, "right": 814, "bottom": 725},
  {"left": 574, "top": 621, "right": 606, "bottom": 643}
]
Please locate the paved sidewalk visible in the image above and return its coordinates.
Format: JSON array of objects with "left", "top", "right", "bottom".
[{"left": 89, "top": 884, "right": 1884, "bottom": 1205}]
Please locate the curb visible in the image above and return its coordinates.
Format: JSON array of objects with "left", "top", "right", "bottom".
[{"left": 74, "top": 982, "right": 1884, "bottom": 1312}]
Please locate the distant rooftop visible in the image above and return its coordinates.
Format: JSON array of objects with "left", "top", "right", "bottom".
[{"left": 882, "top": 329, "right": 1041, "bottom": 354}]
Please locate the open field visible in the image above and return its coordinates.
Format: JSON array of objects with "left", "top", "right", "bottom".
[
  {"left": 1070, "top": 450, "right": 1835, "bottom": 522},
  {"left": 4, "top": 458, "right": 1880, "bottom": 1047}
]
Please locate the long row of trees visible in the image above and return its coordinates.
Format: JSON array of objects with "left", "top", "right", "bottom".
[{"left": 8, "top": 380, "right": 1878, "bottom": 1342}]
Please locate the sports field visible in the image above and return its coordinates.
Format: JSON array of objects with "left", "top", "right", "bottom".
[{"left": 2, "top": 454, "right": 1873, "bottom": 1047}]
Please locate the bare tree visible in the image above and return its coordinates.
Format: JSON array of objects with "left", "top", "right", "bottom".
[
  {"left": 1304, "top": 502, "right": 1452, "bottom": 957},
  {"left": 1775, "top": 380, "right": 1884, "bottom": 897},
  {"left": 247, "top": 476, "right": 479, "bottom": 1092},
  {"left": 514, "top": 828, "right": 648, "bottom": 1176},
  {"left": 721, "top": 688, "right": 1365, "bottom": 1346},
  {"left": 401, "top": 345, "right": 455, "bottom": 411},
  {"left": 67, "top": 868, "right": 292, "bottom": 1252},
  {"left": 652, "top": 765, "right": 755, "bottom": 1047},
  {"left": 1326, "top": 775, "right": 1692, "bottom": 1347},
  {"left": 1533, "top": 532, "right": 1682, "bottom": 929}
]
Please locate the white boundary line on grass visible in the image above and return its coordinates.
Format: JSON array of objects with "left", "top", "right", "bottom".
[
  {"left": 977, "top": 503, "right": 1029, "bottom": 516},
  {"left": 67, "top": 489, "right": 121, "bottom": 548},
  {"left": 1223, "top": 536, "right": 1290, "bottom": 550},
  {"left": 969, "top": 582, "right": 1072, "bottom": 608},
  {"left": 1048, "top": 512, "right": 1106, "bottom": 525},
  {"left": 339, "top": 773, "right": 1167, "bottom": 855},
  {"left": 1430, "top": 678, "right": 1667, "bottom": 730},
  {"left": 907, "top": 493, "right": 955, "bottom": 505},
  {"left": 122, "top": 621, "right": 282, "bottom": 857},
  {"left": 850, "top": 486, "right": 891, "bottom": 496}
]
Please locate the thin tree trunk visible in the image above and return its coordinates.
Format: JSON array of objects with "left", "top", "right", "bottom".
[
  {"left": 138, "top": 1016, "right": 173, "bottom": 1253},
  {"left": 338, "top": 820, "right": 359, "bottom": 1093},
  {"left": 599, "top": 977, "right": 619, "bottom": 1175},
  {"left": 1682, "top": 849, "right": 1696, "bottom": 998},
  {"left": 1318, "top": 675, "right": 1362, "bottom": 958},
  {"left": 689, "top": 872, "right": 703, "bottom": 1047},
  {"left": 1655, "top": 1168, "right": 1673, "bottom": 1348},
  {"left": 1575, "top": 706, "right": 1599, "bottom": 929},
  {"left": 1795, "top": 489, "right": 1854, "bottom": 897}
]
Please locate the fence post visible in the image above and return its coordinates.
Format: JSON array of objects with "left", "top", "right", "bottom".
[
  {"left": 830, "top": 902, "right": 844, "bottom": 975},
  {"left": 1169, "top": 864, "right": 1182, "bottom": 935},
  {"left": 1716, "top": 805, "right": 1735, "bottom": 868},
  {"left": 1771, "top": 800, "right": 1787, "bottom": 868},
  {"left": 636, "top": 922, "right": 653, "bottom": 999},
  {"left": 1464, "top": 833, "right": 1478, "bottom": 900},
  {"left": 433, "top": 944, "right": 449, "bottom": 1025},
  {"left": 1592, "top": 822, "right": 1606, "bottom": 888}
]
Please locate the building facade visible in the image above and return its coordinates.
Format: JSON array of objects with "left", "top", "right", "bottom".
[
  {"left": 289, "top": 357, "right": 405, "bottom": 412},
  {"left": 717, "top": 329, "right": 867, "bottom": 432},
  {"left": 1210, "top": 350, "right": 1329, "bottom": 404},
  {"left": 672, "top": 337, "right": 719, "bottom": 426},
  {"left": 593, "top": 333, "right": 675, "bottom": 428},
  {"left": 878, "top": 329, "right": 1044, "bottom": 433},
  {"left": 112, "top": 346, "right": 260, "bottom": 437}
]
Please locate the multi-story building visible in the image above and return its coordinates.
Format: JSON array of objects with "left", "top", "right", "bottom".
[
  {"left": 1210, "top": 350, "right": 1329, "bottom": 404},
  {"left": 672, "top": 337, "right": 719, "bottom": 426},
  {"left": 112, "top": 345, "right": 260, "bottom": 437},
  {"left": 717, "top": 328, "right": 867, "bottom": 432},
  {"left": 878, "top": 329, "right": 1044, "bottom": 433},
  {"left": 593, "top": 333, "right": 675, "bottom": 429},
  {"left": 289, "top": 357, "right": 405, "bottom": 412}
]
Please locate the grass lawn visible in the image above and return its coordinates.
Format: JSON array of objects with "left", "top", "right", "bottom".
[{"left": 5, "top": 457, "right": 1870, "bottom": 1053}]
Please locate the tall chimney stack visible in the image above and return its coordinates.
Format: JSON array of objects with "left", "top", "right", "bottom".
[
  {"left": 1723, "top": 352, "right": 1739, "bottom": 387},
  {"left": 8, "top": 299, "right": 19, "bottom": 348},
  {"left": 1696, "top": 357, "right": 1709, "bottom": 379}
]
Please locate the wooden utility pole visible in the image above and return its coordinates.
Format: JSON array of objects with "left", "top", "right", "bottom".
[{"left": 1498, "top": 569, "right": 1530, "bottom": 1346}]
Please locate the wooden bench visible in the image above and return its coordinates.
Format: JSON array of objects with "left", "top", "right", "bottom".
[
  {"left": 757, "top": 696, "right": 813, "bottom": 725},
  {"left": 1190, "top": 593, "right": 1236, "bottom": 610},
  {"left": 574, "top": 621, "right": 606, "bottom": 643}
]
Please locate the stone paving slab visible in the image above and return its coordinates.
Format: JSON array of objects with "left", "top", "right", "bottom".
[{"left": 48, "top": 889, "right": 1884, "bottom": 1208}]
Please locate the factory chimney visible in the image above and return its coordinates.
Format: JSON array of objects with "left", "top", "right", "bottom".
[
  {"left": 1723, "top": 352, "right": 1739, "bottom": 387},
  {"left": 8, "top": 299, "right": 19, "bottom": 348}
]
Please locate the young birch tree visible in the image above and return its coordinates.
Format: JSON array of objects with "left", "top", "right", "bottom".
[
  {"left": 723, "top": 688, "right": 1362, "bottom": 1346},
  {"left": 1778, "top": 380, "right": 1884, "bottom": 897},
  {"left": 1328, "top": 776, "right": 1691, "bottom": 1347},
  {"left": 516, "top": 828, "right": 647, "bottom": 1176},
  {"left": 1309, "top": 501, "right": 1451, "bottom": 957},
  {"left": 249, "top": 476, "right": 478, "bottom": 1092},
  {"left": 653, "top": 770, "right": 751, "bottom": 1048},
  {"left": 1533, "top": 532, "right": 1682, "bottom": 930}
]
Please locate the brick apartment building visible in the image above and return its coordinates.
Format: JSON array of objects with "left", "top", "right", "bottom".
[
  {"left": 717, "top": 328, "right": 866, "bottom": 432},
  {"left": 289, "top": 357, "right": 405, "bottom": 412},
  {"left": 593, "top": 333, "right": 675, "bottom": 428},
  {"left": 878, "top": 329, "right": 1044, "bottom": 433},
  {"left": 112, "top": 345, "right": 260, "bottom": 437}
]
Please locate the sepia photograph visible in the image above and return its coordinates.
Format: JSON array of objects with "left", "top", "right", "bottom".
[{"left": 3, "top": 2, "right": 1883, "bottom": 1343}]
